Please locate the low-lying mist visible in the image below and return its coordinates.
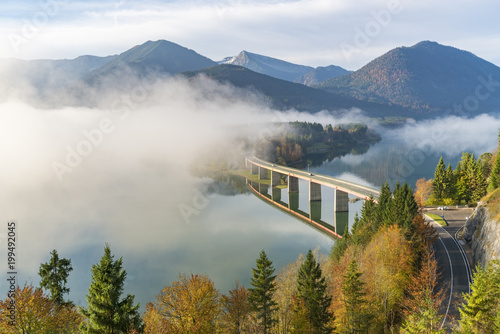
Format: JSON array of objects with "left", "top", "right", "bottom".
[{"left": 1, "top": 67, "right": 499, "bottom": 308}]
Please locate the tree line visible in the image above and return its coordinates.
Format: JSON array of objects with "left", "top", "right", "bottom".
[
  {"left": 0, "top": 182, "right": 440, "bottom": 333},
  {"left": 0, "top": 179, "right": 495, "bottom": 333},
  {"left": 416, "top": 130, "right": 500, "bottom": 207},
  {"left": 254, "top": 121, "right": 379, "bottom": 165}
]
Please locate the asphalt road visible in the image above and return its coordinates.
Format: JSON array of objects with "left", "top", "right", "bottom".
[{"left": 425, "top": 207, "right": 474, "bottom": 331}]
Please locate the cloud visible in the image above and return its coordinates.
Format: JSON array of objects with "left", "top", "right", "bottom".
[
  {"left": 0, "top": 0, "right": 498, "bottom": 70},
  {"left": 0, "top": 70, "right": 340, "bottom": 308}
]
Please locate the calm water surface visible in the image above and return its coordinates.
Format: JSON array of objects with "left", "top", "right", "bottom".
[{"left": 0, "top": 132, "right": 470, "bottom": 310}]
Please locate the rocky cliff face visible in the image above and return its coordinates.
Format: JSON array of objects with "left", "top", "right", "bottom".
[{"left": 463, "top": 203, "right": 500, "bottom": 268}]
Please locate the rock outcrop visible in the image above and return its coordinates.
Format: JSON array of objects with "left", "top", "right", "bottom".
[{"left": 463, "top": 201, "right": 500, "bottom": 268}]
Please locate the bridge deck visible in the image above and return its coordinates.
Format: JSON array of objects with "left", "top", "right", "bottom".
[{"left": 247, "top": 156, "right": 380, "bottom": 200}]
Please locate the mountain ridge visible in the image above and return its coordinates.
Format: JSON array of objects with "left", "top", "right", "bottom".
[
  {"left": 318, "top": 41, "right": 500, "bottom": 114},
  {"left": 2, "top": 39, "right": 499, "bottom": 118}
]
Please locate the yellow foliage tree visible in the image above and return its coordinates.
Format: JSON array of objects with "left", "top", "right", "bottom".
[
  {"left": 415, "top": 178, "right": 433, "bottom": 208},
  {"left": 361, "top": 225, "right": 414, "bottom": 332},
  {"left": 144, "top": 274, "right": 220, "bottom": 334},
  {"left": 273, "top": 254, "right": 304, "bottom": 333},
  {"left": 0, "top": 283, "right": 81, "bottom": 334}
]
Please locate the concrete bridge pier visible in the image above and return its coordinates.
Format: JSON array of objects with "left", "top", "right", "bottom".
[
  {"left": 309, "top": 182, "right": 322, "bottom": 222},
  {"left": 287, "top": 176, "right": 299, "bottom": 211},
  {"left": 259, "top": 183, "right": 269, "bottom": 195},
  {"left": 271, "top": 171, "right": 281, "bottom": 186},
  {"left": 334, "top": 189, "right": 349, "bottom": 212},
  {"left": 334, "top": 211, "right": 349, "bottom": 236},
  {"left": 251, "top": 163, "right": 258, "bottom": 175},
  {"left": 272, "top": 187, "right": 281, "bottom": 202},
  {"left": 288, "top": 176, "right": 299, "bottom": 193},
  {"left": 309, "top": 182, "right": 322, "bottom": 202},
  {"left": 259, "top": 166, "right": 268, "bottom": 180},
  {"left": 309, "top": 200, "right": 322, "bottom": 222}
]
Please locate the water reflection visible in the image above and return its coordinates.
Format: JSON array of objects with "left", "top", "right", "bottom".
[{"left": 246, "top": 176, "right": 351, "bottom": 238}]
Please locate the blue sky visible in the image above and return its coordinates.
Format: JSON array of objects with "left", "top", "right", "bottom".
[{"left": 0, "top": 0, "right": 498, "bottom": 70}]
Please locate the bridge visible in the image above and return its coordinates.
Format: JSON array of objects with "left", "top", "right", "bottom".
[{"left": 245, "top": 156, "right": 380, "bottom": 238}]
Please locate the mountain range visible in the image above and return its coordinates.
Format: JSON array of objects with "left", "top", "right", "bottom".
[
  {"left": 2, "top": 39, "right": 499, "bottom": 118},
  {"left": 217, "top": 50, "right": 350, "bottom": 85},
  {"left": 318, "top": 41, "right": 500, "bottom": 113}
]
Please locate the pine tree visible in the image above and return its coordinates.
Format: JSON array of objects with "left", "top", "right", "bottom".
[
  {"left": 296, "top": 250, "right": 333, "bottom": 334},
  {"left": 443, "top": 164, "right": 455, "bottom": 199},
  {"left": 459, "top": 261, "right": 500, "bottom": 333},
  {"left": 392, "top": 182, "right": 406, "bottom": 226},
  {"left": 39, "top": 249, "right": 73, "bottom": 306},
  {"left": 80, "top": 244, "right": 142, "bottom": 334},
  {"left": 401, "top": 294, "right": 444, "bottom": 334},
  {"left": 249, "top": 250, "right": 278, "bottom": 334},
  {"left": 375, "top": 181, "right": 393, "bottom": 226},
  {"left": 472, "top": 163, "right": 487, "bottom": 202},
  {"left": 342, "top": 260, "right": 370, "bottom": 333},
  {"left": 402, "top": 184, "right": 419, "bottom": 233},
  {"left": 432, "top": 157, "right": 446, "bottom": 200},
  {"left": 489, "top": 130, "right": 500, "bottom": 192},
  {"left": 330, "top": 227, "right": 349, "bottom": 263}
]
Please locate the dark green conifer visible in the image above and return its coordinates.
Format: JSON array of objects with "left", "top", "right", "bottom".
[
  {"left": 375, "top": 181, "right": 393, "bottom": 226},
  {"left": 433, "top": 157, "right": 446, "bottom": 200},
  {"left": 248, "top": 250, "right": 277, "bottom": 333},
  {"left": 296, "top": 250, "right": 333, "bottom": 333},
  {"left": 489, "top": 130, "right": 500, "bottom": 192},
  {"left": 342, "top": 260, "right": 371, "bottom": 333},
  {"left": 39, "top": 249, "right": 73, "bottom": 306},
  {"left": 80, "top": 244, "right": 142, "bottom": 334},
  {"left": 459, "top": 261, "right": 500, "bottom": 333}
]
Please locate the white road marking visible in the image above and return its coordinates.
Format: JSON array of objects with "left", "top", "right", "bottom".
[{"left": 438, "top": 235, "right": 454, "bottom": 329}]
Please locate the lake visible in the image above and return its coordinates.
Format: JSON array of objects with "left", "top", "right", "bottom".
[{"left": 1, "top": 114, "right": 498, "bottom": 312}]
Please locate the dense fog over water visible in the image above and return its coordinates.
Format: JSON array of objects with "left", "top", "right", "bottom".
[{"left": 0, "top": 69, "right": 499, "bottom": 309}]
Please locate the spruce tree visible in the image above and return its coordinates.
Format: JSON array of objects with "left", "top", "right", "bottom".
[
  {"left": 375, "top": 181, "right": 393, "bottom": 226},
  {"left": 402, "top": 184, "right": 419, "bottom": 232},
  {"left": 459, "top": 263, "right": 500, "bottom": 333},
  {"left": 248, "top": 250, "right": 278, "bottom": 333},
  {"left": 392, "top": 182, "right": 406, "bottom": 226},
  {"left": 433, "top": 157, "right": 446, "bottom": 200},
  {"left": 489, "top": 130, "right": 500, "bottom": 192},
  {"left": 80, "top": 244, "right": 142, "bottom": 334},
  {"left": 330, "top": 227, "right": 349, "bottom": 263},
  {"left": 472, "top": 164, "right": 487, "bottom": 202},
  {"left": 443, "top": 164, "right": 455, "bottom": 199},
  {"left": 490, "top": 155, "right": 500, "bottom": 193},
  {"left": 342, "top": 260, "right": 371, "bottom": 333},
  {"left": 296, "top": 250, "right": 333, "bottom": 334},
  {"left": 39, "top": 249, "right": 73, "bottom": 306}
]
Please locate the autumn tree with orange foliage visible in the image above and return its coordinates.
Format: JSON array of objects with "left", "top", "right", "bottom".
[
  {"left": 273, "top": 254, "right": 303, "bottom": 333},
  {"left": 0, "top": 283, "right": 81, "bottom": 334},
  {"left": 415, "top": 178, "right": 433, "bottom": 208},
  {"left": 221, "top": 281, "right": 250, "bottom": 333},
  {"left": 361, "top": 225, "right": 414, "bottom": 332},
  {"left": 401, "top": 247, "right": 445, "bottom": 333},
  {"left": 144, "top": 273, "right": 220, "bottom": 334}
]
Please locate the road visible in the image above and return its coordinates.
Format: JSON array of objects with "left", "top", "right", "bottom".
[
  {"left": 425, "top": 207, "right": 473, "bottom": 331},
  {"left": 247, "top": 156, "right": 380, "bottom": 200}
]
